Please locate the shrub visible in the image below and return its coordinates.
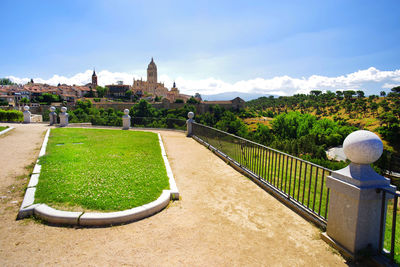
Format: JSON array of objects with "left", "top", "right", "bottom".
[
  {"left": 0, "top": 109, "right": 23, "bottom": 122},
  {"left": 0, "top": 99, "right": 9, "bottom": 106}
]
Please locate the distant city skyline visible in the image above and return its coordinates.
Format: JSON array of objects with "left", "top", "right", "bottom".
[{"left": 1, "top": 0, "right": 399, "bottom": 96}]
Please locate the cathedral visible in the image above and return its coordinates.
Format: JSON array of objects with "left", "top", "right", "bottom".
[{"left": 131, "top": 58, "right": 183, "bottom": 102}]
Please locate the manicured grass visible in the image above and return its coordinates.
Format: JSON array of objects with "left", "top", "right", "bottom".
[
  {"left": 35, "top": 128, "right": 169, "bottom": 211},
  {"left": 0, "top": 126, "right": 9, "bottom": 132}
]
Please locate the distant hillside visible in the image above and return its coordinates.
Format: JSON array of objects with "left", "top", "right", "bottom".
[
  {"left": 245, "top": 89, "right": 400, "bottom": 154},
  {"left": 201, "top": 91, "right": 275, "bottom": 101}
]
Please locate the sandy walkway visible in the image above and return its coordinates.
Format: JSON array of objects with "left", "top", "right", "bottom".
[{"left": 0, "top": 123, "right": 347, "bottom": 266}]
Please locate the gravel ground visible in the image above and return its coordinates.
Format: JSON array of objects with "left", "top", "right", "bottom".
[{"left": 0, "top": 123, "right": 347, "bottom": 266}]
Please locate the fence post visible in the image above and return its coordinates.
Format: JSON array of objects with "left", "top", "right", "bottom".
[
  {"left": 186, "top": 111, "right": 194, "bottom": 137},
  {"left": 59, "top": 107, "right": 69, "bottom": 127},
  {"left": 49, "top": 106, "right": 57, "bottom": 126},
  {"left": 321, "top": 130, "right": 396, "bottom": 258},
  {"left": 122, "top": 109, "right": 131, "bottom": 130},
  {"left": 23, "top": 106, "right": 31, "bottom": 123}
]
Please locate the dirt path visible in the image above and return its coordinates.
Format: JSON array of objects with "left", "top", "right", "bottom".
[{"left": 0, "top": 124, "right": 347, "bottom": 266}]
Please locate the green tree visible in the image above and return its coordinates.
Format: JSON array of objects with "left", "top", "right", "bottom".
[
  {"left": 187, "top": 97, "right": 199, "bottom": 104},
  {"left": 310, "top": 90, "right": 322, "bottom": 97},
  {"left": 215, "top": 111, "right": 248, "bottom": 136},
  {"left": 130, "top": 99, "right": 157, "bottom": 117},
  {"left": 38, "top": 93, "right": 61, "bottom": 104},
  {"left": 85, "top": 88, "right": 95, "bottom": 97},
  {"left": 96, "top": 86, "right": 109, "bottom": 98},
  {"left": 336, "top": 91, "right": 344, "bottom": 100},
  {"left": 370, "top": 102, "right": 379, "bottom": 115},
  {"left": 125, "top": 90, "right": 132, "bottom": 99},
  {"left": 0, "top": 78, "right": 16, "bottom": 85},
  {"left": 253, "top": 124, "right": 273, "bottom": 145},
  {"left": 391, "top": 86, "right": 400, "bottom": 94},
  {"left": 343, "top": 90, "right": 356, "bottom": 100},
  {"left": 356, "top": 90, "right": 365, "bottom": 98},
  {"left": 20, "top": 97, "right": 30, "bottom": 104}
]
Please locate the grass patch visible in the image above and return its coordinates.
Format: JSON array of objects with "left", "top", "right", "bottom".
[
  {"left": 0, "top": 126, "right": 9, "bottom": 132},
  {"left": 383, "top": 201, "right": 400, "bottom": 264},
  {"left": 35, "top": 128, "right": 169, "bottom": 211}
]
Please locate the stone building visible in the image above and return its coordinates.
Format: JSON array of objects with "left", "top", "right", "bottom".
[
  {"left": 107, "top": 84, "right": 130, "bottom": 98},
  {"left": 91, "top": 70, "right": 97, "bottom": 88},
  {"left": 131, "top": 58, "right": 188, "bottom": 102},
  {"left": 85, "top": 69, "right": 98, "bottom": 89}
]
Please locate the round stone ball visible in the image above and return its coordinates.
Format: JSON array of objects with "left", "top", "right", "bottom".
[
  {"left": 61, "top": 107, "right": 67, "bottom": 113},
  {"left": 188, "top": 111, "right": 194, "bottom": 119},
  {"left": 50, "top": 106, "right": 56, "bottom": 112},
  {"left": 343, "top": 130, "right": 383, "bottom": 164},
  {"left": 24, "top": 106, "right": 30, "bottom": 111},
  {"left": 124, "top": 109, "right": 129, "bottom": 115}
]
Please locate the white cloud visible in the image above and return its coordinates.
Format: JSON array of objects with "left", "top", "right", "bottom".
[
  {"left": 382, "top": 83, "right": 400, "bottom": 89},
  {"left": 7, "top": 67, "right": 400, "bottom": 96}
]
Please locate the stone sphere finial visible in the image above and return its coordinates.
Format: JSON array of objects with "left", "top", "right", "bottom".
[
  {"left": 124, "top": 109, "right": 129, "bottom": 115},
  {"left": 188, "top": 111, "right": 194, "bottom": 119},
  {"left": 343, "top": 130, "right": 383, "bottom": 165},
  {"left": 50, "top": 106, "right": 56, "bottom": 112},
  {"left": 61, "top": 107, "right": 67, "bottom": 113},
  {"left": 24, "top": 106, "right": 29, "bottom": 111}
]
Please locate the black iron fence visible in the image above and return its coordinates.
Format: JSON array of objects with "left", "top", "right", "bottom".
[
  {"left": 192, "top": 122, "right": 331, "bottom": 227},
  {"left": 378, "top": 188, "right": 400, "bottom": 264},
  {"left": 131, "top": 117, "right": 186, "bottom": 130}
]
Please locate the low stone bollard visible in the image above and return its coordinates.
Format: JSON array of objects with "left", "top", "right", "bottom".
[
  {"left": 122, "top": 109, "right": 131, "bottom": 130},
  {"left": 59, "top": 107, "right": 69, "bottom": 127},
  {"left": 322, "top": 130, "right": 396, "bottom": 258},
  {"left": 186, "top": 111, "right": 194, "bottom": 137},
  {"left": 23, "top": 106, "right": 31, "bottom": 123},
  {"left": 49, "top": 106, "right": 57, "bottom": 126}
]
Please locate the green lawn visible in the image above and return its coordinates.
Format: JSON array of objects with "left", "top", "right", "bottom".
[
  {"left": 0, "top": 126, "right": 9, "bottom": 132},
  {"left": 35, "top": 128, "right": 169, "bottom": 211}
]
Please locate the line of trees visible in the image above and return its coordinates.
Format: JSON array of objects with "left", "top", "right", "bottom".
[{"left": 34, "top": 94, "right": 398, "bottom": 179}]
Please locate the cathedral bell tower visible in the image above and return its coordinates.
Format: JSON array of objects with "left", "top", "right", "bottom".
[
  {"left": 92, "top": 69, "right": 98, "bottom": 88},
  {"left": 147, "top": 57, "right": 157, "bottom": 84}
]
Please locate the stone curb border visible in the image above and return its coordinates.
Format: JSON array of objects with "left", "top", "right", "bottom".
[
  {"left": 0, "top": 126, "right": 15, "bottom": 136},
  {"left": 158, "top": 133, "right": 179, "bottom": 200},
  {"left": 17, "top": 128, "right": 180, "bottom": 226}
]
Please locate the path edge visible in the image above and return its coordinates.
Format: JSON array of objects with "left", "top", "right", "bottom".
[
  {"left": 17, "top": 128, "right": 180, "bottom": 226},
  {"left": 0, "top": 126, "right": 15, "bottom": 136}
]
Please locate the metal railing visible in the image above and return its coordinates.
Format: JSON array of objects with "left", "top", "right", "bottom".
[
  {"left": 131, "top": 117, "right": 186, "bottom": 130},
  {"left": 390, "top": 155, "right": 400, "bottom": 173},
  {"left": 378, "top": 188, "right": 400, "bottom": 264},
  {"left": 192, "top": 122, "right": 332, "bottom": 227}
]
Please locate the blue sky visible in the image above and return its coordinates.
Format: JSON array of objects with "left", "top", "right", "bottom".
[{"left": 1, "top": 0, "right": 400, "bottom": 96}]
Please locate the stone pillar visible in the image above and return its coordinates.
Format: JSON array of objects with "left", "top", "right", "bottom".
[
  {"left": 122, "top": 109, "right": 131, "bottom": 130},
  {"left": 322, "top": 130, "right": 396, "bottom": 257},
  {"left": 23, "top": 106, "right": 31, "bottom": 123},
  {"left": 186, "top": 111, "right": 194, "bottom": 137},
  {"left": 49, "top": 106, "right": 57, "bottom": 126},
  {"left": 59, "top": 107, "right": 69, "bottom": 127}
]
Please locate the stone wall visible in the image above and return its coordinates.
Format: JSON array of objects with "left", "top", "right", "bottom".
[{"left": 2, "top": 98, "right": 245, "bottom": 115}]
